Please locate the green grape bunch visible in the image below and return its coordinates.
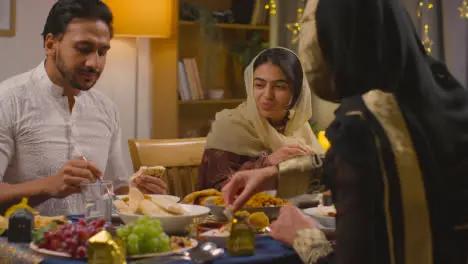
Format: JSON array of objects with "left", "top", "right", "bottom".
[{"left": 116, "top": 216, "right": 171, "bottom": 255}]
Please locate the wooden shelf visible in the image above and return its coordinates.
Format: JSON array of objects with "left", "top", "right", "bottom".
[
  {"left": 179, "top": 99, "right": 245, "bottom": 105},
  {"left": 179, "top": 21, "right": 269, "bottom": 31}
]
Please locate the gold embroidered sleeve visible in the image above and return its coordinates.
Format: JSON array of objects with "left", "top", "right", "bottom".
[
  {"left": 293, "top": 228, "right": 333, "bottom": 264},
  {"left": 276, "top": 155, "right": 326, "bottom": 198}
]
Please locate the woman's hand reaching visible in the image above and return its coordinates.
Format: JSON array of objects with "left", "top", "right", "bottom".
[{"left": 222, "top": 166, "right": 279, "bottom": 211}]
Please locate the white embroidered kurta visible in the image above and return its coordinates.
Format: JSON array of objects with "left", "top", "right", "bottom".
[{"left": 0, "top": 62, "right": 129, "bottom": 216}]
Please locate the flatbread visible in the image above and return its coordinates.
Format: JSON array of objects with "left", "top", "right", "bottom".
[
  {"left": 114, "top": 200, "right": 132, "bottom": 214},
  {"left": 181, "top": 189, "right": 222, "bottom": 204},
  {"left": 128, "top": 187, "right": 145, "bottom": 213},
  {"left": 129, "top": 166, "right": 166, "bottom": 188},
  {"left": 142, "top": 166, "right": 166, "bottom": 178},
  {"left": 139, "top": 199, "right": 172, "bottom": 217},
  {"left": 151, "top": 197, "right": 186, "bottom": 215}
]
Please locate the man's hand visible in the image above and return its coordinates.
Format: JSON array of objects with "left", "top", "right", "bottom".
[
  {"left": 270, "top": 205, "right": 319, "bottom": 246},
  {"left": 268, "top": 145, "right": 312, "bottom": 165},
  {"left": 44, "top": 160, "right": 102, "bottom": 198},
  {"left": 134, "top": 175, "right": 168, "bottom": 194},
  {"left": 222, "top": 166, "right": 278, "bottom": 211}
]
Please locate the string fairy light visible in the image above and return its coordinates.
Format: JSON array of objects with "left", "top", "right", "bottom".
[
  {"left": 264, "top": 0, "right": 277, "bottom": 15},
  {"left": 285, "top": 7, "right": 304, "bottom": 44},
  {"left": 417, "top": 1, "right": 434, "bottom": 54},
  {"left": 459, "top": 0, "right": 468, "bottom": 19}
]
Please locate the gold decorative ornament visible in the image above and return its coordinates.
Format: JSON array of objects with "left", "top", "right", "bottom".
[
  {"left": 459, "top": 0, "right": 468, "bottom": 19},
  {"left": 265, "top": 0, "right": 277, "bottom": 15},
  {"left": 417, "top": 1, "right": 434, "bottom": 54},
  {"left": 286, "top": 7, "right": 304, "bottom": 44}
]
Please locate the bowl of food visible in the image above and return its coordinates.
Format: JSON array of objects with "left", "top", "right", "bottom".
[
  {"left": 181, "top": 189, "right": 289, "bottom": 221},
  {"left": 115, "top": 188, "right": 210, "bottom": 235}
]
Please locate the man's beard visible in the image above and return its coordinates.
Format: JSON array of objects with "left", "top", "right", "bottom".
[{"left": 55, "top": 52, "right": 99, "bottom": 91}]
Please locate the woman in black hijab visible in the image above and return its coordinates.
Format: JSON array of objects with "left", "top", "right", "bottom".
[{"left": 221, "top": 0, "right": 468, "bottom": 263}]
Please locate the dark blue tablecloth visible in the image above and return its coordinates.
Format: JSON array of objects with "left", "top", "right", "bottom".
[{"left": 41, "top": 236, "right": 302, "bottom": 264}]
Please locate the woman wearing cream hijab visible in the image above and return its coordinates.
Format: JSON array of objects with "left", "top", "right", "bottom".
[
  {"left": 197, "top": 47, "right": 324, "bottom": 190},
  {"left": 222, "top": 0, "right": 468, "bottom": 263}
]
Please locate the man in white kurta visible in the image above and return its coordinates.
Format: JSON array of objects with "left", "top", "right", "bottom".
[
  {"left": 0, "top": 62, "right": 131, "bottom": 216},
  {"left": 0, "top": 0, "right": 167, "bottom": 216}
]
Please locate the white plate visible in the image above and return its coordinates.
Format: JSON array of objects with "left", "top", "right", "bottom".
[
  {"left": 129, "top": 238, "right": 198, "bottom": 259},
  {"left": 119, "top": 204, "right": 210, "bottom": 235},
  {"left": 303, "top": 207, "right": 336, "bottom": 229},
  {"left": 29, "top": 238, "right": 198, "bottom": 260},
  {"left": 116, "top": 194, "right": 180, "bottom": 203}
]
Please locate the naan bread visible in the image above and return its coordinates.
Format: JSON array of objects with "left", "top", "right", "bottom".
[
  {"left": 182, "top": 189, "right": 222, "bottom": 205},
  {"left": 139, "top": 199, "right": 172, "bottom": 217},
  {"left": 129, "top": 166, "right": 166, "bottom": 188},
  {"left": 114, "top": 200, "right": 132, "bottom": 214},
  {"left": 151, "top": 197, "right": 186, "bottom": 215},
  {"left": 142, "top": 166, "right": 166, "bottom": 178},
  {"left": 128, "top": 187, "right": 145, "bottom": 213}
]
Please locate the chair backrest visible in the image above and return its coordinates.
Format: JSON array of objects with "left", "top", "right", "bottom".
[{"left": 128, "top": 138, "right": 206, "bottom": 198}]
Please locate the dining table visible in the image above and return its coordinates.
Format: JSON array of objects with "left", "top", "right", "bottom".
[
  {"left": 0, "top": 215, "right": 303, "bottom": 264},
  {"left": 0, "top": 193, "right": 324, "bottom": 263}
]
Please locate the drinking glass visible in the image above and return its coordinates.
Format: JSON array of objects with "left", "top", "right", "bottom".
[{"left": 81, "top": 181, "right": 113, "bottom": 223}]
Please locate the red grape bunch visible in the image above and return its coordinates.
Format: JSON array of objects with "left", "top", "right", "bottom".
[{"left": 35, "top": 218, "right": 106, "bottom": 259}]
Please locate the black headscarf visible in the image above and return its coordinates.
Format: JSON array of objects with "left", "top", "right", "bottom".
[{"left": 315, "top": 0, "right": 468, "bottom": 167}]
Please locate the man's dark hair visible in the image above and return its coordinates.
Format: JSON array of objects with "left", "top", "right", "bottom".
[{"left": 42, "top": 0, "right": 114, "bottom": 45}]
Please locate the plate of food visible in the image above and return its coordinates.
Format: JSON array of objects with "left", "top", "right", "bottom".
[
  {"left": 182, "top": 189, "right": 289, "bottom": 220},
  {"left": 115, "top": 187, "right": 210, "bottom": 235},
  {"left": 30, "top": 216, "right": 198, "bottom": 260},
  {"left": 303, "top": 205, "right": 336, "bottom": 229}
]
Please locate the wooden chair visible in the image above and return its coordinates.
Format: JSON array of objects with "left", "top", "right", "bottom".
[{"left": 128, "top": 138, "right": 206, "bottom": 199}]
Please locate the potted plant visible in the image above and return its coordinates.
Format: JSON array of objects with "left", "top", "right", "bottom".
[
  {"left": 229, "top": 32, "right": 269, "bottom": 97},
  {"left": 230, "top": 32, "right": 269, "bottom": 69}
]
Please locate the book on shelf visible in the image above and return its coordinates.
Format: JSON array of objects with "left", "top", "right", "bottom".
[{"left": 177, "top": 58, "right": 205, "bottom": 101}]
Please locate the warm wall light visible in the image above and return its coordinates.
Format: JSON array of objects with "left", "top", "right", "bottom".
[{"left": 104, "top": 0, "right": 173, "bottom": 38}]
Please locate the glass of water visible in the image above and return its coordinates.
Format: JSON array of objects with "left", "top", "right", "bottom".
[{"left": 81, "top": 181, "right": 113, "bottom": 223}]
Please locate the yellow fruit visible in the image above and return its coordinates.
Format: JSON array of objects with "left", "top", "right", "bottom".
[
  {"left": 4, "top": 197, "right": 38, "bottom": 219},
  {"left": 318, "top": 131, "right": 331, "bottom": 152},
  {"left": 248, "top": 212, "right": 270, "bottom": 230}
]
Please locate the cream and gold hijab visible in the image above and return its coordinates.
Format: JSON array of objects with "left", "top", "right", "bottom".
[
  {"left": 205, "top": 47, "right": 324, "bottom": 157},
  {"left": 298, "top": 0, "right": 338, "bottom": 102}
]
